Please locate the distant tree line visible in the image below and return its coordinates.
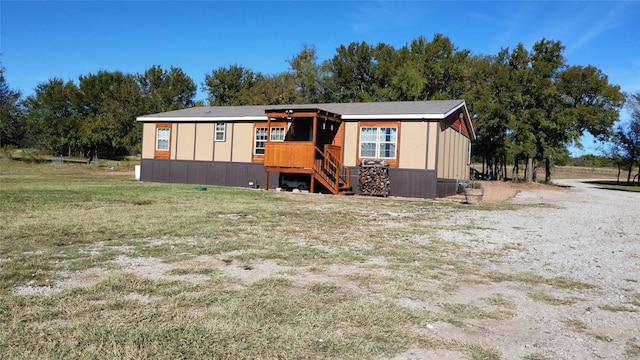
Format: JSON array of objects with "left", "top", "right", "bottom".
[
  {"left": 1, "top": 65, "right": 198, "bottom": 159},
  {"left": 1, "top": 34, "right": 638, "bottom": 183}
]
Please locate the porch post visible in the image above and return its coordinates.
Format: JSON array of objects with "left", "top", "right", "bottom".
[
  {"left": 265, "top": 115, "right": 272, "bottom": 190},
  {"left": 311, "top": 113, "right": 318, "bottom": 194}
]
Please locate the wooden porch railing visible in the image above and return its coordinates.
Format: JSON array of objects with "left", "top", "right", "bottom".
[
  {"left": 314, "top": 146, "right": 351, "bottom": 195},
  {"left": 264, "top": 142, "right": 315, "bottom": 168},
  {"left": 264, "top": 141, "right": 351, "bottom": 194}
]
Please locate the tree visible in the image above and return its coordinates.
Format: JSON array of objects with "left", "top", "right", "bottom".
[
  {"left": 23, "top": 78, "right": 82, "bottom": 155},
  {"left": 202, "top": 65, "right": 260, "bottom": 106},
  {"left": 327, "top": 41, "right": 377, "bottom": 102},
  {"left": 243, "top": 72, "right": 300, "bottom": 105},
  {"left": 398, "top": 34, "right": 471, "bottom": 100},
  {"left": 465, "top": 54, "right": 511, "bottom": 179},
  {"left": 467, "top": 39, "right": 624, "bottom": 183},
  {"left": 137, "top": 65, "right": 197, "bottom": 113},
  {"left": 288, "top": 44, "right": 325, "bottom": 103},
  {"left": 0, "top": 65, "right": 24, "bottom": 148},
  {"left": 610, "top": 92, "right": 640, "bottom": 183},
  {"left": 78, "top": 70, "right": 143, "bottom": 158}
]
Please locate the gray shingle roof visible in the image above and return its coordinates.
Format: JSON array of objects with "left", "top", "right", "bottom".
[{"left": 137, "top": 100, "right": 467, "bottom": 121}]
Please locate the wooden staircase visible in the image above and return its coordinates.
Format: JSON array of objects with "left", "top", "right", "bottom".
[{"left": 313, "top": 146, "right": 352, "bottom": 195}]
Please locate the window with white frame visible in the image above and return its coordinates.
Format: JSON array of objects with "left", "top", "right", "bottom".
[
  {"left": 215, "top": 122, "right": 226, "bottom": 141},
  {"left": 359, "top": 127, "right": 397, "bottom": 159},
  {"left": 156, "top": 127, "right": 170, "bottom": 151},
  {"left": 270, "top": 127, "right": 285, "bottom": 141},
  {"left": 254, "top": 127, "right": 267, "bottom": 155}
]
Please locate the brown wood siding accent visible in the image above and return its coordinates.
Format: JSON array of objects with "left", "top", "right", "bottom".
[
  {"left": 154, "top": 123, "right": 172, "bottom": 159},
  {"left": 356, "top": 121, "right": 400, "bottom": 168},
  {"left": 332, "top": 122, "right": 344, "bottom": 148},
  {"left": 444, "top": 111, "right": 472, "bottom": 139},
  {"left": 264, "top": 142, "right": 315, "bottom": 168},
  {"left": 252, "top": 121, "right": 286, "bottom": 163},
  {"left": 334, "top": 122, "right": 345, "bottom": 163}
]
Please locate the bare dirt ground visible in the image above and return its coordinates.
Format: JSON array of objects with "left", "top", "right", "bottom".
[{"left": 404, "top": 179, "right": 640, "bottom": 359}]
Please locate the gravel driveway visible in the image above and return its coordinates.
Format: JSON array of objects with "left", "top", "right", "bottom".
[{"left": 400, "top": 179, "right": 640, "bottom": 359}]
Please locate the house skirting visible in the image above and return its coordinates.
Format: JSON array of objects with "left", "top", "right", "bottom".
[
  {"left": 436, "top": 178, "right": 463, "bottom": 198},
  {"left": 140, "top": 159, "right": 447, "bottom": 199},
  {"left": 348, "top": 167, "right": 439, "bottom": 199},
  {"left": 140, "top": 159, "right": 278, "bottom": 189}
]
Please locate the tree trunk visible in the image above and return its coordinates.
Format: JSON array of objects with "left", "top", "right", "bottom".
[
  {"left": 526, "top": 157, "right": 534, "bottom": 182},
  {"left": 512, "top": 159, "right": 519, "bottom": 182},
  {"left": 545, "top": 158, "right": 551, "bottom": 184},
  {"left": 503, "top": 157, "right": 507, "bottom": 181}
]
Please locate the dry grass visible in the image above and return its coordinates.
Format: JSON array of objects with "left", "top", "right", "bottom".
[{"left": 0, "top": 161, "right": 602, "bottom": 359}]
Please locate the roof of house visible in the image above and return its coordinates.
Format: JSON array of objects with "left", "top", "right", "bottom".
[{"left": 137, "top": 100, "right": 474, "bottom": 138}]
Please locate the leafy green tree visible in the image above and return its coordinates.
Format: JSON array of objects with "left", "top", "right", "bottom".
[
  {"left": 526, "top": 39, "right": 566, "bottom": 182},
  {"left": 0, "top": 65, "right": 24, "bottom": 148},
  {"left": 398, "top": 34, "right": 471, "bottom": 100},
  {"left": 202, "top": 65, "right": 260, "bottom": 106},
  {"left": 137, "top": 65, "right": 197, "bottom": 113},
  {"left": 371, "top": 42, "right": 401, "bottom": 101},
  {"left": 78, "top": 71, "right": 143, "bottom": 158},
  {"left": 557, "top": 65, "right": 625, "bottom": 142},
  {"left": 288, "top": 44, "right": 325, "bottom": 103},
  {"left": 23, "top": 78, "right": 82, "bottom": 155},
  {"left": 243, "top": 72, "right": 300, "bottom": 105},
  {"left": 327, "top": 41, "right": 377, "bottom": 102},
  {"left": 467, "top": 39, "right": 624, "bottom": 183},
  {"left": 465, "top": 54, "right": 511, "bottom": 178}
]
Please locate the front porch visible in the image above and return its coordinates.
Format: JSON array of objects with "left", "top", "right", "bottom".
[{"left": 262, "top": 108, "right": 352, "bottom": 195}]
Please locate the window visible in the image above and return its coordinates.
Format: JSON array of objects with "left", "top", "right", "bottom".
[
  {"left": 156, "top": 127, "right": 170, "bottom": 151},
  {"left": 254, "top": 127, "right": 267, "bottom": 155},
  {"left": 359, "top": 127, "right": 397, "bottom": 159},
  {"left": 215, "top": 122, "right": 226, "bottom": 141},
  {"left": 270, "top": 127, "right": 285, "bottom": 141}
]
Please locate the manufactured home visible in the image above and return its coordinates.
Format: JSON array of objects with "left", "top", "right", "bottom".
[{"left": 136, "top": 100, "right": 475, "bottom": 199}]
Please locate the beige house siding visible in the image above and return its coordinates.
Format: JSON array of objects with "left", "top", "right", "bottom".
[
  {"left": 426, "top": 122, "right": 438, "bottom": 170},
  {"left": 175, "top": 123, "right": 195, "bottom": 160},
  {"left": 342, "top": 121, "right": 359, "bottom": 167},
  {"left": 141, "top": 123, "right": 156, "bottom": 159},
  {"left": 398, "top": 121, "right": 427, "bottom": 170},
  {"left": 194, "top": 123, "right": 214, "bottom": 161},
  {"left": 213, "top": 123, "right": 233, "bottom": 162},
  {"left": 437, "top": 125, "right": 470, "bottom": 180},
  {"left": 231, "top": 122, "right": 253, "bottom": 162},
  {"left": 170, "top": 123, "right": 178, "bottom": 159}
]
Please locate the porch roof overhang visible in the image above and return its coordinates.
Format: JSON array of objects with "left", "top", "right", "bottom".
[{"left": 264, "top": 107, "right": 342, "bottom": 122}]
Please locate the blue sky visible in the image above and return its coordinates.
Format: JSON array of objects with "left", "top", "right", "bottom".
[{"left": 2, "top": 0, "right": 639, "bottom": 155}]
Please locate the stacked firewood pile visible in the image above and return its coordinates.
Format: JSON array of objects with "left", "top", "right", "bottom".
[{"left": 358, "top": 160, "right": 390, "bottom": 197}]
